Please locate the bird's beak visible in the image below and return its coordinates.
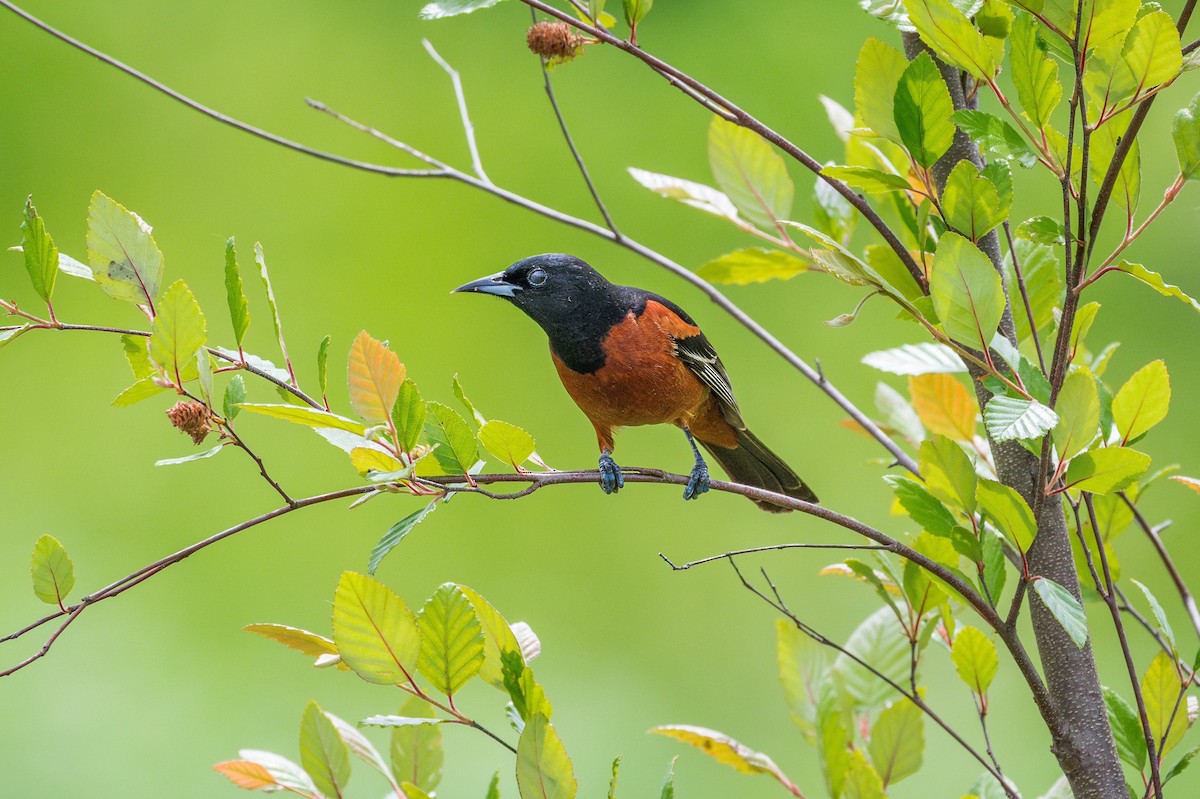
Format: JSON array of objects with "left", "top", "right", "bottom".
[{"left": 453, "top": 271, "right": 520, "bottom": 298}]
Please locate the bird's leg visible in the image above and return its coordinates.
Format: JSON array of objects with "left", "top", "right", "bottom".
[
  {"left": 681, "top": 426, "right": 710, "bottom": 501},
  {"left": 598, "top": 449, "right": 624, "bottom": 494}
]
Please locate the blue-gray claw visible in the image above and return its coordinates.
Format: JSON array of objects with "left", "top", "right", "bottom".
[
  {"left": 684, "top": 461, "right": 710, "bottom": 500},
  {"left": 599, "top": 452, "right": 624, "bottom": 494}
]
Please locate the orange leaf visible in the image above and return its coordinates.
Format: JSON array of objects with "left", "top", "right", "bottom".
[
  {"left": 909, "top": 374, "right": 976, "bottom": 441},
  {"left": 1170, "top": 475, "right": 1200, "bottom": 494},
  {"left": 838, "top": 418, "right": 873, "bottom": 439},
  {"left": 347, "top": 331, "right": 404, "bottom": 425},
  {"left": 213, "top": 760, "right": 278, "bottom": 790}
]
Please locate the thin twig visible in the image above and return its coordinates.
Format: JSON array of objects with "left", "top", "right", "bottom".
[
  {"left": 422, "top": 39, "right": 490, "bottom": 183},
  {"left": 1121, "top": 492, "right": 1200, "bottom": 641},
  {"left": 659, "top": 542, "right": 889, "bottom": 571},
  {"left": 1001, "top": 221, "right": 1046, "bottom": 372},
  {"left": 1115, "top": 585, "right": 1175, "bottom": 659}
]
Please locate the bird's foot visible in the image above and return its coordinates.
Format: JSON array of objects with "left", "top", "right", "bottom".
[
  {"left": 598, "top": 452, "right": 624, "bottom": 494},
  {"left": 684, "top": 460, "right": 710, "bottom": 500}
]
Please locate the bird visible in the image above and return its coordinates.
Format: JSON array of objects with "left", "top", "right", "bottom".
[{"left": 453, "top": 254, "right": 818, "bottom": 511}]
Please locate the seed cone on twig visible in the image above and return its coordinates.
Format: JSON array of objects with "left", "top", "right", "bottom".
[{"left": 167, "top": 400, "right": 212, "bottom": 445}]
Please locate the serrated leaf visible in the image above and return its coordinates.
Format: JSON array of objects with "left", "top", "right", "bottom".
[
  {"left": 316, "top": 334, "right": 332, "bottom": 397},
  {"left": 943, "top": 159, "right": 1010, "bottom": 241},
  {"left": 1165, "top": 746, "right": 1200, "bottom": 784},
  {"left": 112, "top": 376, "right": 167, "bottom": 406},
  {"left": 951, "top": 110, "right": 1038, "bottom": 169},
  {"left": 348, "top": 331, "right": 404, "bottom": 425},
  {"left": 20, "top": 196, "right": 58, "bottom": 303},
  {"left": 1122, "top": 10, "right": 1182, "bottom": 100},
  {"left": 708, "top": 116, "right": 794, "bottom": 230},
  {"left": 31, "top": 534, "right": 74, "bottom": 606},
  {"left": 332, "top": 571, "right": 421, "bottom": 685},
  {"left": 981, "top": 527, "right": 1007, "bottom": 603},
  {"left": 952, "top": 626, "right": 999, "bottom": 694},
  {"left": 650, "top": 725, "right": 795, "bottom": 789},
  {"left": 299, "top": 701, "right": 350, "bottom": 799},
  {"left": 1032, "top": 578, "right": 1088, "bottom": 647},
  {"left": 479, "top": 420, "right": 536, "bottom": 469},
  {"left": 931, "top": 233, "right": 1005, "bottom": 347},
  {"left": 362, "top": 716, "right": 447, "bottom": 729},
  {"left": 874, "top": 382, "right": 925, "bottom": 444},
  {"left": 984, "top": 395, "right": 1059, "bottom": 441},
  {"left": 1104, "top": 686, "right": 1148, "bottom": 769},
  {"left": 696, "top": 247, "right": 810, "bottom": 285},
  {"left": 1112, "top": 360, "right": 1170, "bottom": 443},
  {"left": 155, "top": 444, "right": 224, "bottom": 466},
  {"left": 920, "top": 434, "right": 977, "bottom": 513},
  {"left": 904, "top": 0, "right": 1002, "bottom": 78},
  {"left": 909, "top": 373, "right": 976, "bottom": 441},
  {"left": 416, "top": 583, "right": 486, "bottom": 696},
  {"left": 252, "top": 243, "right": 292, "bottom": 380},
  {"left": 832, "top": 606, "right": 913, "bottom": 710},
  {"left": 658, "top": 756, "right": 678, "bottom": 799},
  {"left": 325, "top": 710, "right": 401, "bottom": 795},
  {"left": 85, "top": 191, "right": 163, "bottom": 307},
  {"left": 868, "top": 697, "right": 924, "bottom": 786},
  {"left": 419, "top": 0, "right": 507, "bottom": 18},
  {"left": 350, "top": 447, "right": 406, "bottom": 477},
  {"left": 821, "top": 165, "right": 913, "bottom": 193},
  {"left": 895, "top": 52, "right": 957, "bottom": 167},
  {"left": 1017, "top": 216, "right": 1065, "bottom": 245},
  {"left": 623, "top": 0, "right": 652, "bottom": 26},
  {"left": 392, "top": 379, "right": 427, "bottom": 453},
  {"left": 455, "top": 584, "right": 525, "bottom": 690},
  {"left": 224, "top": 374, "right": 246, "bottom": 422},
  {"left": 977, "top": 479, "right": 1037, "bottom": 552},
  {"left": 150, "top": 280, "right": 207, "bottom": 383},
  {"left": 1174, "top": 92, "right": 1200, "bottom": 180},
  {"left": 237, "top": 750, "right": 319, "bottom": 795},
  {"left": 627, "top": 167, "right": 743, "bottom": 223},
  {"left": 843, "top": 748, "right": 886, "bottom": 799},
  {"left": 213, "top": 760, "right": 279, "bottom": 790},
  {"left": 223, "top": 237, "right": 250, "bottom": 348},
  {"left": 1011, "top": 10, "right": 1062, "bottom": 129},
  {"left": 517, "top": 714, "right": 577, "bottom": 799},
  {"left": 238, "top": 403, "right": 367, "bottom": 435},
  {"left": 1064, "top": 447, "right": 1151, "bottom": 494},
  {"left": 1130, "top": 579, "right": 1176, "bottom": 653},
  {"left": 425, "top": 401, "right": 480, "bottom": 475},
  {"left": 390, "top": 695, "right": 444, "bottom": 794},
  {"left": 244, "top": 623, "right": 339, "bottom": 658},
  {"left": 1053, "top": 369, "right": 1100, "bottom": 461},
  {"left": 886, "top": 475, "right": 957, "bottom": 537},
  {"left": 1007, "top": 240, "right": 1062, "bottom": 345},
  {"left": 863, "top": 343, "right": 965, "bottom": 375},
  {"left": 1116, "top": 261, "right": 1200, "bottom": 313},
  {"left": 368, "top": 501, "right": 437, "bottom": 576},
  {"left": 855, "top": 37, "right": 910, "bottom": 143},
  {"left": 1144, "top": 650, "right": 1188, "bottom": 757}
]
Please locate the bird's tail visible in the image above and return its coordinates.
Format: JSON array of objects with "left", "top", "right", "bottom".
[{"left": 701, "top": 428, "right": 818, "bottom": 512}]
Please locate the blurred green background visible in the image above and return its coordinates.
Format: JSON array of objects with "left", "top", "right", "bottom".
[{"left": 2, "top": 1, "right": 1198, "bottom": 797}]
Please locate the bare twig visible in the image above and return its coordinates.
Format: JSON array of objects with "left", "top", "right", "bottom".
[
  {"left": 1121, "top": 492, "right": 1200, "bottom": 641},
  {"left": 1001, "top": 221, "right": 1046, "bottom": 372},
  {"left": 659, "top": 542, "right": 889, "bottom": 571},
  {"left": 422, "top": 39, "right": 490, "bottom": 183}
]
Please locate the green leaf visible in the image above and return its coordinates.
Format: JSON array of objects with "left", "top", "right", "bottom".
[
  {"left": 31, "top": 534, "right": 74, "bottom": 606},
  {"left": 361, "top": 716, "right": 447, "bottom": 729},
  {"left": 223, "top": 237, "right": 250, "bottom": 348},
  {"left": 391, "top": 696, "right": 444, "bottom": 795},
  {"left": 418, "top": 0, "right": 506, "bottom": 20},
  {"left": 950, "top": 110, "right": 1037, "bottom": 169},
  {"left": 952, "top": 626, "right": 999, "bottom": 694},
  {"left": 452, "top": 374, "right": 487, "bottom": 427},
  {"left": 1032, "top": 578, "right": 1089, "bottom": 647},
  {"left": 930, "top": 232, "right": 1005, "bottom": 347},
  {"left": 243, "top": 622, "right": 338, "bottom": 658},
  {"left": 868, "top": 698, "right": 924, "bottom": 786},
  {"left": 325, "top": 711, "right": 399, "bottom": 791},
  {"left": 627, "top": 168, "right": 742, "bottom": 224},
  {"left": 348, "top": 330, "right": 405, "bottom": 426},
  {"left": 977, "top": 479, "right": 1037, "bottom": 552},
  {"left": 317, "top": 335, "right": 332, "bottom": 397},
  {"left": 821, "top": 165, "right": 912, "bottom": 194},
  {"left": 708, "top": 116, "right": 794, "bottom": 230},
  {"left": 1011, "top": 10, "right": 1062, "bottom": 129},
  {"left": 981, "top": 528, "right": 1007, "bottom": 604},
  {"left": 85, "top": 191, "right": 164, "bottom": 308},
  {"left": 903, "top": 0, "right": 1002, "bottom": 79},
  {"left": 1064, "top": 447, "right": 1151, "bottom": 494},
  {"left": 517, "top": 714, "right": 577, "bottom": 799},
  {"left": 855, "top": 37, "right": 910, "bottom": 143},
  {"left": 874, "top": 383, "right": 926, "bottom": 445},
  {"left": 649, "top": 725, "right": 796, "bottom": 789},
  {"left": 622, "top": 0, "right": 652, "bottom": 27},
  {"left": 1143, "top": 650, "right": 1188, "bottom": 757},
  {"left": 1053, "top": 369, "right": 1100, "bottom": 461},
  {"left": 984, "top": 395, "right": 1059, "bottom": 442},
  {"left": 1089, "top": 112, "right": 1141, "bottom": 213},
  {"left": 416, "top": 583, "right": 486, "bottom": 697},
  {"left": 121, "top": 334, "right": 154, "bottom": 380},
  {"left": 1112, "top": 360, "right": 1170, "bottom": 443},
  {"left": 1174, "top": 92, "right": 1200, "bottom": 180},
  {"left": 607, "top": 757, "right": 620, "bottom": 799},
  {"left": 1104, "top": 686, "right": 1148, "bottom": 769},
  {"left": 299, "top": 701, "right": 351, "bottom": 799},
  {"left": 232, "top": 751, "right": 319, "bottom": 795},
  {"left": 332, "top": 571, "right": 421, "bottom": 685},
  {"left": 1165, "top": 746, "right": 1200, "bottom": 785},
  {"left": 775, "top": 619, "right": 825, "bottom": 741},
  {"left": 862, "top": 343, "right": 964, "bottom": 375},
  {"left": 813, "top": 166, "right": 857, "bottom": 243},
  {"left": 1017, "top": 216, "right": 1065, "bottom": 246},
  {"left": 503, "top": 652, "right": 553, "bottom": 724},
  {"left": 1121, "top": 10, "right": 1182, "bottom": 99},
  {"left": 885, "top": 475, "right": 956, "bottom": 537},
  {"left": 112, "top": 376, "right": 167, "bottom": 406},
  {"left": 1129, "top": 578, "right": 1176, "bottom": 652},
  {"left": 218, "top": 376, "right": 245, "bottom": 424},
  {"left": 659, "top": 756, "right": 678, "bottom": 799},
  {"left": 894, "top": 52, "right": 956, "bottom": 168},
  {"left": 487, "top": 770, "right": 502, "bottom": 799},
  {"left": 1116, "top": 261, "right": 1200, "bottom": 313},
  {"left": 238, "top": 403, "right": 367, "bottom": 435},
  {"left": 696, "top": 248, "right": 811, "bottom": 286},
  {"left": 20, "top": 196, "right": 58, "bottom": 303},
  {"left": 458, "top": 584, "right": 525, "bottom": 690},
  {"left": 425, "top": 401, "right": 481, "bottom": 475},
  {"left": 252, "top": 242, "right": 293, "bottom": 376},
  {"left": 920, "top": 434, "right": 977, "bottom": 514},
  {"left": 393, "top": 379, "right": 427, "bottom": 453},
  {"left": 155, "top": 444, "right": 225, "bottom": 466},
  {"left": 1007, "top": 241, "right": 1062, "bottom": 345},
  {"left": 149, "top": 280, "right": 207, "bottom": 384},
  {"left": 369, "top": 501, "right": 437, "bottom": 576},
  {"left": 479, "top": 420, "right": 536, "bottom": 470},
  {"left": 843, "top": 748, "right": 886, "bottom": 799},
  {"left": 832, "top": 606, "right": 913, "bottom": 710}
]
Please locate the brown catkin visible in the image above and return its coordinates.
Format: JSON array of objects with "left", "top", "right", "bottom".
[
  {"left": 526, "top": 21, "right": 586, "bottom": 63},
  {"left": 166, "top": 400, "right": 212, "bottom": 445}
]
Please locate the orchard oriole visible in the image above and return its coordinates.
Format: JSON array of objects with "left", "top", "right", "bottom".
[{"left": 454, "top": 254, "right": 818, "bottom": 511}]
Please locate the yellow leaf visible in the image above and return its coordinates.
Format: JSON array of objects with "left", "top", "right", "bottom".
[
  {"left": 649, "top": 725, "right": 798, "bottom": 792},
  {"left": 909, "top": 374, "right": 976, "bottom": 441},
  {"left": 348, "top": 331, "right": 404, "bottom": 425},
  {"left": 350, "top": 447, "right": 405, "bottom": 476},
  {"left": 1170, "top": 475, "right": 1200, "bottom": 494}
]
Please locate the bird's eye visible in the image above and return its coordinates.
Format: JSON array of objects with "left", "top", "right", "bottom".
[{"left": 527, "top": 268, "right": 548, "bottom": 287}]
